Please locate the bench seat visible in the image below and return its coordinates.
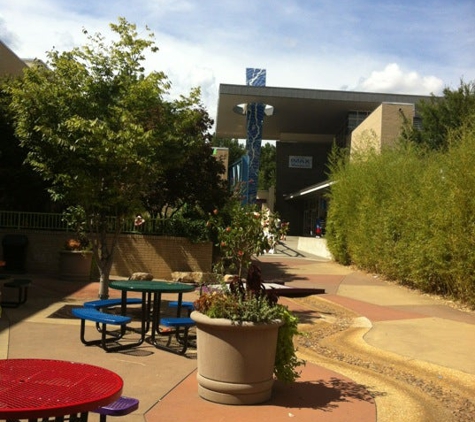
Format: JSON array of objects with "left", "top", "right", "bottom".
[
  {"left": 92, "top": 396, "right": 139, "bottom": 422},
  {"left": 72, "top": 307, "right": 132, "bottom": 325},
  {"left": 167, "top": 301, "right": 194, "bottom": 316},
  {"left": 84, "top": 298, "right": 142, "bottom": 309},
  {"left": 160, "top": 317, "right": 195, "bottom": 328},
  {"left": 156, "top": 317, "right": 196, "bottom": 355},
  {"left": 72, "top": 307, "right": 141, "bottom": 352},
  {"left": 1, "top": 278, "right": 31, "bottom": 308}
]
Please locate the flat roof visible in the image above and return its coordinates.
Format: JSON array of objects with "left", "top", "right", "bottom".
[
  {"left": 284, "top": 180, "right": 335, "bottom": 201},
  {"left": 216, "top": 84, "right": 431, "bottom": 141}
]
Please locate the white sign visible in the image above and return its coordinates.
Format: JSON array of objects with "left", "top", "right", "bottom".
[{"left": 289, "top": 156, "right": 313, "bottom": 169}]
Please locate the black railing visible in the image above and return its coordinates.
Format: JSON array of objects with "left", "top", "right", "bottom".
[{"left": 0, "top": 211, "right": 209, "bottom": 242}]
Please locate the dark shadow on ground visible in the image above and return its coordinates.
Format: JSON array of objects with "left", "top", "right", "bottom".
[
  {"left": 254, "top": 259, "right": 301, "bottom": 284},
  {"left": 0, "top": 274, "right": 104, "bottom": 332},
  {"left": 272, "top": 377, "right": 375, "bottom": 410}
]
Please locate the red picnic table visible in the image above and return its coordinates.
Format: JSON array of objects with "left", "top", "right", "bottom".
[{"left": 0, "top": 358, "right": 123, "bottom": 421}]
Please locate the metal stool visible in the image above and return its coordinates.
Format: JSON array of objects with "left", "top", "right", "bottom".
[
  {"left": 92, "top": 396, "right": 139, "bottom": 421},
  {"left": 1, "top": 278, "right": 31, "bottom": 308}
]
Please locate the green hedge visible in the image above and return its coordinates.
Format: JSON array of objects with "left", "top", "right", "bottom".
[{"left": 326, "top": 121, "right": 475, "bottom": 308}]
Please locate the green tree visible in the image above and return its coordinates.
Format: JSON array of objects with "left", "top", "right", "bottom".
[
  {"left": 143, "top": 140, "right": 229, "bottom": 219},
  {"left": 0, "top": 79, "right": 52, "bottom": 211},
  {"left": 402, "top": 80, "right": 475, "bottom": 150},
  {"left": 211, "top": 136, "right": 246, "bottom": 166},
  {"left": 258, "top": 143, "right": 276, "bottom": 190},
  {"left": 8, "top": 18, "right": 212, "bottom": 298},
  {"left": 210, "top": 137, "right": 276, "bottom": 189}
]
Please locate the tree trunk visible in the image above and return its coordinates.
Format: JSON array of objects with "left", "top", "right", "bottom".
[{"left": 89, "top": 218, "right": 120, "bottom": 299}]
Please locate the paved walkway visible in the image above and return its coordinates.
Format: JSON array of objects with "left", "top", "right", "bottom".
[{"left": 1, "top": 236, "right": 474, "bottom": 421}]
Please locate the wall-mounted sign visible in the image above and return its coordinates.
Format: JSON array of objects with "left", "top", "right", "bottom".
[{"left": 289, "top": 156, "right": 313, "bottom": 169}]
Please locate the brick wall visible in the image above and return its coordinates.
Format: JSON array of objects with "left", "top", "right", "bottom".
[{"left": 0, "top": 229, "right": 212, "bottom": 280}]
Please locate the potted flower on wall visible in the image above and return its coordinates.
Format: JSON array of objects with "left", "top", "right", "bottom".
[
  {"left": 191, "top": 200, "right": 304, "bottom": 405},
  {"left": 59, "top": 236, "right": 93, "bottom": 282},
  {"left": 59, "top": 207, "right": 93, "bottom": 282}
]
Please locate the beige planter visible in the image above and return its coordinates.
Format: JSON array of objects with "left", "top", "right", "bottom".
[
  {"left": 191, "top": 311, "right": 283, "bottom": 405},
  {"left": 59, "top": 250, "right": 93, "bottom": 282}
]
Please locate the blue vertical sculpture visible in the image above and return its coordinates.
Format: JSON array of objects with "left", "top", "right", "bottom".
[{"left": 245, "top": 68, "right": 266, "bottom": 204}]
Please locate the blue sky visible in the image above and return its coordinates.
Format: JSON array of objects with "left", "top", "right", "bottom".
[{"left": 1, "top": 0, "right": 474, "bottom": 121}]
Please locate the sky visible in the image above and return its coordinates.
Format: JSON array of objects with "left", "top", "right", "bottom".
[{"left": 1, "top": 0, "right": 474, "bottom": 124}]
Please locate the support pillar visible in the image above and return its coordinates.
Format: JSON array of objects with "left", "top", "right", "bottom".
[{"left": 245, "top": 68, "right": 266, "bottom": 204}]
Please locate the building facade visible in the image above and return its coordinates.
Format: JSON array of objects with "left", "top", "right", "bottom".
[{"left": 216, "top": 83, "right": 431, "bottom": 236}]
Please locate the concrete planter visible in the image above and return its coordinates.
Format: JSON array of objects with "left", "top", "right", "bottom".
[
  {"left": 59, "top": 250, "right": 93, "bottom": 282},
  {"left": 191, "top": 311, "right": 283, "bottom": 405}
]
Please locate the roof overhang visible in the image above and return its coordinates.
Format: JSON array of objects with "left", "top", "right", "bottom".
[
  {"left": 216, "top": 84, "right": 431, "bottom": 141},
  {"left": 284, "top": 181, "right": 335, "bottom": 201}
]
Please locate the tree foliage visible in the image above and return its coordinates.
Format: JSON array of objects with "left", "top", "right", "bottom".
[
  {"left": 210, "top": 137, "right": 276, "bottom": 189},
  {"left": 0, "top": 79, "right": 52, "bottom": 211},
  {"left": 143, "top": 140, "right": 229, "bottom": 219},
  {"left": 211, "top": 136, "right": 246, "bottom": 167},
  {"left": 7, "top": 18, "right": 216, "bottom": 298},
  {"left": 326, "top": 109, "right": 475, "bottom": 308},
  {"left": 402, "top": 80, "right": 475, "bottom": 150},
  {"left": 258, "top": 143, "right": 276, "bottom": 190}
]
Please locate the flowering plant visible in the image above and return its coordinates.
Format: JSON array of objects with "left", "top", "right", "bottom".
[
  {"left": 207, "top": 200, "right": 280, "bottom": 278},
  {"left": 62, "top": 206, "right": 91, "bottom": 251},
  {"left": 63, "top": 237, "right": 90, "bottom": 251},
  {"left": 194, "top": 264, "right": 304, "bottom": 382},
  {"left": 201, "top": 200, "right": 304, "bottom": 383}
]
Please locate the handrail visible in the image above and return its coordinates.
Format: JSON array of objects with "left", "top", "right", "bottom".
[
  {"left": 0, "top": 210, "right": 140, "bottom": 232},
  {"left": 0, "top": 210, "right": 208, "bottom": 241},
  {"left": 0, "top": 211, "right": 69, "bottom": 231}
]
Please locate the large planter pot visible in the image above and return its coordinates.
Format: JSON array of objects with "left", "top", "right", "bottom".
[
  {"left": 59, "top": 250, "right": 93, "bottom": 282},
  {"left": 190, "top": 310, "right": 283, "bottom": 405}
]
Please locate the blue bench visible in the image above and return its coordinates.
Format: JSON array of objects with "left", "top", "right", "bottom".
[
  {"left": 84, "top": 298, "right": 142, "bottom": 309},
  {"left": 168, "top": 300, "right": 194, "bottom": 316},
  {"left": 1, "top": 278, "right": 31, "bottom": 308},
  {"left": 84, "top": 298, "right": 143, "bottom": 334},
  {"left": 72, "top": 307, "right": 140, "bottom": 352},
  {"left": 161, "top": 317, "right": 195, "bottom": 328},
  {"left": 156, "top": 317, "right": 196, "bottom": 355}
]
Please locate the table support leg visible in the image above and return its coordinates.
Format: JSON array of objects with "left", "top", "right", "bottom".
[{"left": 151, "top": 292, "right": 161, "bottom": 342}]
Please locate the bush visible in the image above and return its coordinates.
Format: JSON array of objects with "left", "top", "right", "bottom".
[{"left": 326, "top": 118, "right": 475, "bottom": 308}]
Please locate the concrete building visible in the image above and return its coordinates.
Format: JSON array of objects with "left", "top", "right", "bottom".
[
  {"left": 215, "top": 83, "right": 431, "bottom": 236},
  {"left": 0, "top": 41, "right": 27, "bottom": 77},
  {"left": 0, "top": 40, "right": 40, "bottom": 77}
]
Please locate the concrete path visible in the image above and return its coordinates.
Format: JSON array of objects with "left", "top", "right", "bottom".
[{"left": 1, "top": 236, "right": 474, "bottom": 421}]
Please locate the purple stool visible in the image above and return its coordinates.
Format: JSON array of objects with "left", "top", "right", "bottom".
[{"left": 92, "top": 396, "right": 139, "bottom": 421}]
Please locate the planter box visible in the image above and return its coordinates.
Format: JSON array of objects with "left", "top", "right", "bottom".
[
  {"left": 59, "top": 250, "right": 93, "bottom": 282},
  {"left": 191, "top": 311, "right": 282, "bottom": 405}
]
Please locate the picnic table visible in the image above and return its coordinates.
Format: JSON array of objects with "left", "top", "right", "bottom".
[
  {"left": 0, "top": 358, "right": 123, "bottom": 421},
  {"left": 109, "top": 279, "right": 196, "bottom": 353}
]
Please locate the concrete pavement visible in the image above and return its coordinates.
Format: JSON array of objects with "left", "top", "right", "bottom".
[{"left": 1, "top": 236, "right": 474, "bottom": 421}]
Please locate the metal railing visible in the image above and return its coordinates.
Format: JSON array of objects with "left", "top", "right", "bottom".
[
  {"left": 0, "top": 210, "right": 209, "bottom": 241},
  {"left": 0, "top": 211, "right": 70, "bottom": 231},
  {"left": 0, "top": 210, "right": 138, "bottom": 232}
]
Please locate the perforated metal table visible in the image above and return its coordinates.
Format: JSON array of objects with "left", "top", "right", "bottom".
[{"left": 0, "top": 359, "right": 123, "bottom": 421}]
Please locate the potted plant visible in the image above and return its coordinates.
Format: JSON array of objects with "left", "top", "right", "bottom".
[
  {"left": 191, "top": 201, "right": 304, "bottom": 405},
  {"left": 59, "top": 207, "right": 93, "bottom": 282}
]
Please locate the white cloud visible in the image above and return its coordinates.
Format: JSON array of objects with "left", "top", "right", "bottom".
[
  {"left": 0, "top": 0, "right": 472, "bottom": 119},
  {"left": 354, "top": 63, "right": 444, "bottom": 95}
]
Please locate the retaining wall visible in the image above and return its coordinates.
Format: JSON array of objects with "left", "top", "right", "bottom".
[
  {"left": 297, "top": 236, "right": 333, "bottom": 259},
  {"left": 0, "top": 229, "right": 212, "bottom": 280}
]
